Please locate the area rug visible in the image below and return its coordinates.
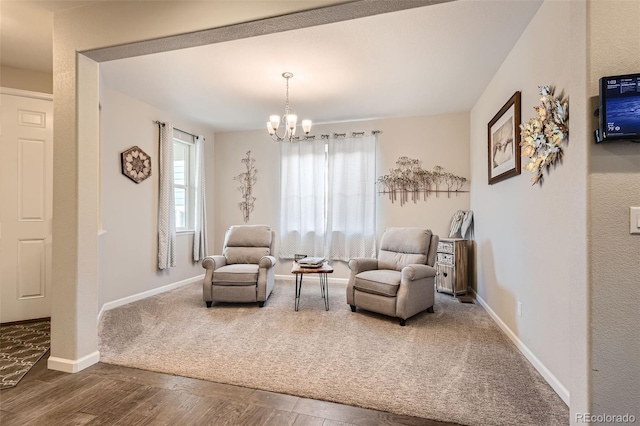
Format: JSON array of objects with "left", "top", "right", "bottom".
[
  {"left": 0, "top": 320, "right": 50, "bottom": 389},
  {"left": 98, "top": 280, "right": 568, "bottom": 426}
]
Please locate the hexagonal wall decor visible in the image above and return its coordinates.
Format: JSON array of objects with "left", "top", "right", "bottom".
[{"left": 121, "top": 146, "right": 151, "bottom": 184}]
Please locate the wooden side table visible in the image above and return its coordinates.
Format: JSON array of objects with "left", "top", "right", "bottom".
[
  {"left": 291, "top": 262, "right": 334, "bottom": 311},
  {"left": 435, "top": 238, "right": 469, "bottom": 297}
]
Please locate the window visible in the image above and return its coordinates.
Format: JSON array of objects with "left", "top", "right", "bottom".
[
  {"left": 173, "top": 132, "right": 196, "bottom": 232},
  {"left": 280, "top": 135, "right": 377, "bottom": 261}
]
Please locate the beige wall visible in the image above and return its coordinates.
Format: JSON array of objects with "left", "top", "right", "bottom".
[
  {"left": 470, "top": 0, "right": 588, "bottom": 408},
  {"left": 52, "top": 0, "right": 345, "bottom": 369},
  {"left": 0, "top": 66, "right": 53, "bottom": 94},
  {"left": 214, "top": 113, "right": 470, "bottom": 278},
  {"left": 588, "top": 0, "right": 640, "bottom": 417},
  {"left": 98, "top": 86, "right": 215, "bottom": 309}
]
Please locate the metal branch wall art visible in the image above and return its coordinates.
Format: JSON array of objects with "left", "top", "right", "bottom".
[
  {"left": 377, "top": 157, "right": 468, "bottom": 206},
  {"left": 234, "top": 151, "right": 257, "bottom": 223}
]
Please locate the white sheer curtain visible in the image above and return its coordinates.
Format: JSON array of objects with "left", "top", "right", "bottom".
[
  {"left": 326, "top": 135, "right": 377, "bottom": 260},
  {"left": 158, "top": 122, "right": 176, "bottom": 269},
  {"left": 192, "top": 135, "right": 208, "bottom": 262},
  {"left": 279, "top": 139, "right": 326, "bottom": 258}
]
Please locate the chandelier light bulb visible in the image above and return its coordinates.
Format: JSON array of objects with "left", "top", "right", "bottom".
[
  {"left": 269, "top": 115, "right": 280, "bottom": 130},
  {"left": 286, "top": 114, "right": 297, "bottom": 130},
  {"left": 302, "top": 119, "right": 312, "bottom": 134}
]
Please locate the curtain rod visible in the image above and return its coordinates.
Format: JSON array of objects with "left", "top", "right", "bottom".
[
  {"left": 153, "top": 120, "right": 379, "bottom": 142},
  {"left": 153, "top": 120, "right": 204, "bottom": 141},
  {"left": 292, "top": 130, "right": 381, "bottom": 142}
]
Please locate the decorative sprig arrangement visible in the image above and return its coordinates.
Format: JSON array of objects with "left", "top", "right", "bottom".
[
  {"left": 377, "top": 157, "right": 467, "bottom": 206},
  {"left": 520, "top": 86, "right": 569, "bottom": 185},
  {"left": 234, "top": 151, "right": 257, "bottom": 223}
]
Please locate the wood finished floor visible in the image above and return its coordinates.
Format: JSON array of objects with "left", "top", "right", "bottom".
[{"left": 0, "top": 352, "right": 461, "bottom": 426}]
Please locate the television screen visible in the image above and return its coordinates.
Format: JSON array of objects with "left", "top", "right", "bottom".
[{"left": 600, "top": 73, "right": 640, "bottom": 141}]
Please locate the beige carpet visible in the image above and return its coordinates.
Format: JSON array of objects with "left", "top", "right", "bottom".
[{"left": 98, "top": 280, "right": 568, "bottom": 426}]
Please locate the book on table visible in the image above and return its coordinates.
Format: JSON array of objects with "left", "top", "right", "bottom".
[{"left": 298, "top": 257, "right": 325, "bottom": 268}]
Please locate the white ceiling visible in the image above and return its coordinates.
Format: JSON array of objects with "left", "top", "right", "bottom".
[
  {"left": 100, "top": 0, "right": 542, "bottom": 132},
  {"left": 2, "top": 0, "right": 543, "bottom": 133}
]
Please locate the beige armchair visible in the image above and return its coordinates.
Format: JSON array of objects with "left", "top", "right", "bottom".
[
  {"left": 202, "top": 225, "right": 276, "bottom": 308},
  {"left": 347, "top": 227, "right": 438, "bottom": 326}
]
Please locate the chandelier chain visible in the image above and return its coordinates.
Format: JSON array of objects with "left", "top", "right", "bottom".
[{"left": 285, "top": 76, "right": 290, "bottom": 115}]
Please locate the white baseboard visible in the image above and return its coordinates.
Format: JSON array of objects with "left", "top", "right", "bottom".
[
  {"left": 275, "top": 273, "right": 348, "bottom": 285},
  {"left": 47, "top": 351, "right": 100, "bottom": 373},
  {"left": 97, "top": 274, "right": 204, "bottom": 322},
  {"left": 471, "top": 289, "right": 570, "bottom": 405}
]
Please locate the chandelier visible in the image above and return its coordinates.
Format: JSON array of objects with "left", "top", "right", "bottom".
[{"left": 267, "top": 72, "right": 312, "bottom": 142}]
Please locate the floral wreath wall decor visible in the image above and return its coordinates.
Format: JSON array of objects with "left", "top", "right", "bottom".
[
  {"left": 121, "top": 146, "right": 151, "bottom": 184},
  {"left": 520, "top": 86, "right": 569, "bottom": 185},
  {"left": 234, "top": 151, "right": 257, "bottom": 223},
  {"left": 377, "top": 157, "right": 468, "bottom": 206}
]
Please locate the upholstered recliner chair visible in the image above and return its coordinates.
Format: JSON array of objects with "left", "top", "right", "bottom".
[
  {"left": 202, "top": 225, "right": 276, "bottom": 308},
  {"left": 347, "top": 227, "right": 438, "bottom": 326}
]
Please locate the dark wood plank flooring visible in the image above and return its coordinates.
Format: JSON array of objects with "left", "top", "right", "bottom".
[{"left": 0, "top": 352, "right": 461, "bottom": 426}]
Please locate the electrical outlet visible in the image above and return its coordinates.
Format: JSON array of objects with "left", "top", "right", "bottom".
[{"left": 517, "top": 301, "right": 522, "bottom": 317}]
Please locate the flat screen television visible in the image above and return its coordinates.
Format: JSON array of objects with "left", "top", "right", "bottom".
[{"left": 595, "top": 73, "right": 640, "bottom": 143}]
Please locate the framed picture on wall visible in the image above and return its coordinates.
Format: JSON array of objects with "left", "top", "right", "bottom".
[{"left": 488, "top": 91, "right": 521, "bottom": 184}]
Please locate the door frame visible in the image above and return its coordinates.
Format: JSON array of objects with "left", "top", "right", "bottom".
[{"left": 0, "top": 87, "right": 53, "bottom": 102}]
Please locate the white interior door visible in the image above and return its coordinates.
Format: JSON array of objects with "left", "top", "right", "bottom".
[{"left": 0, "top": 90, "right": 53, "bottom": 323}]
